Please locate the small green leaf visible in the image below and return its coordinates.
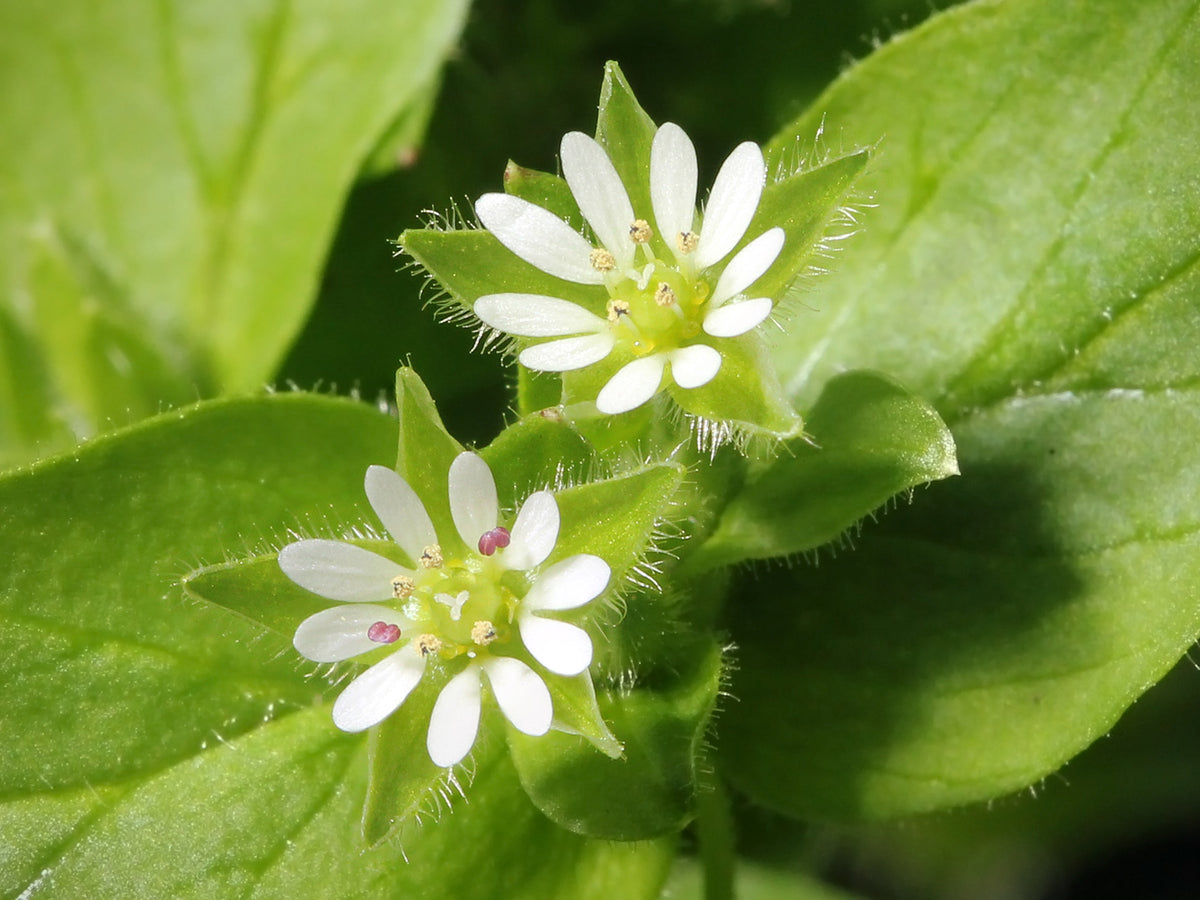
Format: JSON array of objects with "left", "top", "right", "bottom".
[
  {"left": 546, "top": 672, "right": 623, "bottom": 759},
  {"left": 595, "top": 61, "right": 658, "bottom": 229},
  {"left": 691, "top": 370, "right": 958, "bottom": 569},
  {"left": 479, "top": 411, "right": 596, "bottom": 509},
  {"left": 510, "top": 638, "right": 724, "bottom": 840}
]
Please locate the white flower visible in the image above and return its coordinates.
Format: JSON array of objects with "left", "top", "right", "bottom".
[
  {"left": 475, "top": 122, "right": 784, "bottom": 414},
  {"left": 279, "top": 452, "right": 610, "bottom": 768}
]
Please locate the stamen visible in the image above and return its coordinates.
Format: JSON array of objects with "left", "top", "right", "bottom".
[
  {"left": 367, "top": 621, "right": 401, "bottom": 644},
  {"left": 676, "top": 231, "right": 699, "bottom": 254},
  {"left": 654, "top": 282, "right": 677, "bottom": 307},
  {"left": 420, "top": 544, "right": 443, "bottom": 568},
  {"left": 629, "top": 219, "right": 653, "bottom": 243},
  {"left": 478, "top": 526, "right": 512, "bottom": 556},
  {"left": 391, "top": 575, "right": 415, "bottom": 599},
  {"left": 417, "top": 633, "right": 443, "bottom": 656},
  {"left": 607, "top": 299, "right": 631, "bottom": 323},
  {"left": 470, "top": 620, "right": 498, "bottom": 646},
  {"left": 589, "top": 248, "right": 616, "bottom": 271}
]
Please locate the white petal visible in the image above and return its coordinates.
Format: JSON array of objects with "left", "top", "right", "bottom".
[
  {"left": 650, "top": 122, "right": 698, "bottom": 255},
  {"left": 279, "top": 540, "right": 402, "bottom": 602},
  {"left": 476, "top": 193, "right": 603, "bottom": 285},
  {"left": 518, "top": 333, "right": 615, "bottom": 372},
  {"left": 427, "top": 666, "right": 482, "bottom": 767},
  {"left": 331, "top": 646, "right": 426, "bottom": 732},
  {"left": 293, "top": 604, "right": 409, "bottom": 663},
  {"left": 709, "top": 227, "right": 785, "bottom": 307},
  {"left": 519, "top": 615, "right": 593, "bottom": 676},
  {"left": 703, "top": 298, "right": 774, "bottom": 338},
  {"left": 483, "top": 656, "right": 552, "bottom": 736},
  {"left": 595, "top": 354, "right": 666, "bottom": 414},
  {"left": 561, "top": 131, "right": 636, "bottom": 270},
  {"left": 522, "top": 554, "right": 609, "bottom": 612},
  {"left": 505, "top": 491, "right": 560, "bottom": 570},
  {"left": 474, "top": 293, "right": 607, "bottom": 337},
  {"left": 669, "top": 344, "right": 723, "bottom": 389},
  {"left": 693, "top": 141, "right": 766, "bottom": 270},
  {"left": 363, "top": 465, "right": 437, "bottom": 562},
  {"left": 449, "top": 452, "right": 498, "bottom": 549}
]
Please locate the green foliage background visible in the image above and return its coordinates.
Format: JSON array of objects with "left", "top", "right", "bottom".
[{"left": 2, "top": 0, "right": 1199, "bottom": 898}]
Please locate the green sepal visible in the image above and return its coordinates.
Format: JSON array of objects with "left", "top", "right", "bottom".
[
  {"left": 550, "top": 461, "right": 686, "bottom": 578},
  {"left": 595, "top": 61, "right": 658, "bottom": 246},
  {"left": 669, "top": 332, "right": 804, "bottom": 442},
  {"left": 503, "top": 161, "right": 584, "bottom": 224},
  {"left": 749, "top": 148, "right": 871, "bottom": 302},
  {"left": 479, "top": 410, "right": 596, "bottom": 508},
  {"left": 181, "top": 555, "right": 338, "bottom": 652},
  {"left": 360, "top": 682, "right": 446, "bottom": 845},
  {"left": 518, "top": 367, "right": 565, "bottom": 415},
  {"left": 689, "top": 370, "right": 958, "bottom": 569},
  {"left": 509, "top": 637, "right": 724, "bottom": 840},
  {"left": 546, "top": 672, "right": 623, "bottom": 759},
  {"left": 398, "top": 227, "right": 607, "bottom": 318},
  {"left": 395, "top": 366, "right": 464, "bottom": 549}
]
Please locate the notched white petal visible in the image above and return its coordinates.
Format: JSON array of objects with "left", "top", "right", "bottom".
[
  {"left": 650, "top": 122, "right": 698, "bottom": 254},
  {"left": 669, "top": 344, "right": 723, "bottom": 389},
  {"left": 475, "top": 294, "right": 608, "bottom": 337},
  {"left": 518, "top": 333, "right": 616, "bottom": 372},
  {"left": 449, "top": 452, "right": 498, "bottom": 549},
  {"left": 331, "top": 647, "right": 426, "bottom": 732},
  {"left": 279, "top": 540, "right": 402, "bottom": 602},
  {"left": 505, "top": 491, "right": 560, "bottom": 570},
  {"left": 709, "top": 227, "right": 785, "bottom": 307},
  {"left": 521, "top": 554, "right": 609, "bottom": 612},
  {"left": 483, "top": 656, "right": 552, "bottom": 736},
  {"left": 363, "top": 466, "right": 437, "bottom": 562},
  {"left": 519, "top": 615, "right": 594, "bottom": 676},
  {"left": 427, "top": 666, "right": 483, "bottom": 767},
  {"left": 595, "top": 354, "right": 667, "bottom": 414},
  {"left": 703, "top": 297, "right": 774, "bottom": 338},
  {"left": 693, "top": 141, "right": 766, "bottom": 270},
  {"left": 476, "top": 193, "right": 603, "bottom": 285},
  {"left": 560, "top": 131, "right": 636, "bottom": 270},
  {"left": 293, "top": 604, "right": 408, "bottom": 663}
]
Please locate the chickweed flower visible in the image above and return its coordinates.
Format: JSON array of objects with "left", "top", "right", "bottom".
[
  {"left": 475, "top": 123, "right": 784, "bottom": 415},
  {"left": 279, "top": 453, "right": 610, "bottom": 768}
]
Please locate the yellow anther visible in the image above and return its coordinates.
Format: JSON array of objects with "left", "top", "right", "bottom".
[
  {"left": 654, "top": 282, "right": 677, "bottom": 307},
  {"left": 629, "top": 219, "right": 653, "bottom": 243},
  {"left": 607, "top": 299, "right": 631, "bottom": 323},
  {"left": 589, "top": 248, "right": 616, "bottom": 271},
  {"left": 391, "top": 575, "right": 415, "bottom": 599},
  {"left": 420, "top": 544, "right": 443, "bottom": 568},
  {"left": 470, "top": 620, "right": 498, "bottom": 646},
  {"left": 676, "top": 231, "right": 699, "bottom": 254},
  {"left": 417, "top": 634, "right": 443, "bottom": 656}
]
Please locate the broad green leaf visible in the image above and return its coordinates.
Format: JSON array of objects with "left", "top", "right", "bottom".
[
  {"left": 0, "top": 1, "right": 469, "bottom": 465},
  {"left": 2, "top": 392, "right": 675, "bottom": 897},
  {"left": 511, "top": 638, "right": 724, "bottom": 840},
  {"left": 724, "top": 0, "right": 1200, "bottom": 819},
  {"left": 595, "top": 61, "right": 658, "bottom": 234},
  {"left": 478, "top": 409, "right": 596, "bottom": 510},
  {"left": 690, "top": 370, "right": 957, "bottom": 569}
]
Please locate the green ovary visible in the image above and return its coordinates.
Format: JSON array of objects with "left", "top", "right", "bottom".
[
  {"left": 608, "top": 261, "right": 709, "bottom": 357},
  {"left": 406, "top": 557, "right": 519, "bottom": 651}
]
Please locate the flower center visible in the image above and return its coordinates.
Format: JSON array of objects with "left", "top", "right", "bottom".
[
  {"left": 605, "top": 261, "right": 707, "bottom": 357},
  {"left": 376, "top": 536, "right": 526, "bottom": 661}
]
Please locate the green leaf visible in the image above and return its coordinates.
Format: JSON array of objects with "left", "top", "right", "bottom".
[
  {"left": 1, "top": 392, "right": 675, "bottom": 897},
  {"left": 478, "top": 410, "right": 596, "bottom": 511},
  {"left": 690, "top": 370, "right": 957, "bottom": 569},
  {"left": 0, "top": 1, "right": 469, "bottom": 464},
  {"left": 724, "top": 0, "right": 1200, "bottom": 819},
  {"left": 510, "top": 638, "right": 724, "bottom": 840},
  {"left": 595, "top": 61, "right": 658, "bottom": 231}
]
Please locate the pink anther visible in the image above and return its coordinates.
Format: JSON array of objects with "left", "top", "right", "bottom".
[
  {"left": 367, "top": 621, "right": 401, "bottom": 644},
  {"left": 477, "top": 526, "right": 512, "bottom": 556}
]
